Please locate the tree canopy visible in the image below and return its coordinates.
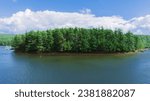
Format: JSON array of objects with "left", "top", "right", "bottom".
[{"left": 12, "top": 28, "right": 150, "bottom": 53}]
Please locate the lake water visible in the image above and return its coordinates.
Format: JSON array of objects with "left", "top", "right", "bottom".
[{"left": 0, "top": 46, "right": 150, "bottom": 84}]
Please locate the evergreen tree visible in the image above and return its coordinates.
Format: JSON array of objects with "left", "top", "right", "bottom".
[
  {"left": 46, "top": 30, "right": 54, "bottom": 52},
  {"left": 53, "top": 29, "right": 65, "bottom": 52}
]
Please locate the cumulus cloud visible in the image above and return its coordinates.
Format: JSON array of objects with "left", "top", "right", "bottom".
[{"left": 0, "top": 9, "right": 150, "bottom": 34}]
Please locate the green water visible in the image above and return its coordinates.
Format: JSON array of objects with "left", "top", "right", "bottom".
[{"left": 0, "top": 46, "right": 150, "bottom": 84}]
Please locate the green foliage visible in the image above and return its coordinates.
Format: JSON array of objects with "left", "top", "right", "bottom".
[
  {"left": 12, "top": 28, "right": 150, "bottom": 53},
  {"left": 12, "top": 34, "right": 25, "bottom": 51},
  {"left": 53, "top": 29, "right": 65, "bottom": 52},
  {"left": 0, "top": 34, "right": 14, "bottom": 46},
  {"left": 24, "top": 31, "right": 38, "bottom": 52},
  {"left": 45, "top": 30, "right": 54, "bottom": 52}
]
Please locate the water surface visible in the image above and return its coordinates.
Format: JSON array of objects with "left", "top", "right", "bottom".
[{"left": 0, "top": 46, "right": 150, "bottom": 84}]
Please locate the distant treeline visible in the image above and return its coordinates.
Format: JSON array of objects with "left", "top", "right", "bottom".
[
  {"left": 12, "top": 28, "right": 150, "bottom": 53},
  {"left": 0, "top": 34, "right": 14, "bottom": 46}
]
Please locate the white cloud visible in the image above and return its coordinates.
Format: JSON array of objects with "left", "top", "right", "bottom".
[
  {"left": 0, "top": 9, "right": 150, "bottom": 34},
  {"left": 80, "top": 8, "right": 92, "bottom": 14}
]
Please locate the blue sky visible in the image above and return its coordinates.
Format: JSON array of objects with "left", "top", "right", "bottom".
[
  {"left": 0, "top": 0, "right": 150, "bottom": 19},
  {"left": 0, "top": 0, "right": 150, "bottom": 34}
]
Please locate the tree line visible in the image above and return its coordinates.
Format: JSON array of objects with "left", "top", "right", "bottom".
[{"left": 12, "top": 28, "right": 150, "bottom": 53}]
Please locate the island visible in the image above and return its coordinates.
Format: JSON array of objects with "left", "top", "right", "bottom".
[{"left": 10, "top": 28, "right": 150, "bottom": 54}]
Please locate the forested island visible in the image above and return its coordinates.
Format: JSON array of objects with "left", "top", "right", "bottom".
[{"left": 10, "top": 28, "right": 150, "bottom": 53}]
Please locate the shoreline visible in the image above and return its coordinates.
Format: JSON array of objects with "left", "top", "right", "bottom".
[
  {"left": 14, "top": 49, "right": 148, "bottom": 56},
  {"left": 1, "top": 46, "right": 149, "bottom": 56}
]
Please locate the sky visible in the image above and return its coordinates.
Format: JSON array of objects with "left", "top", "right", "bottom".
[{"left": 0, "top": 0, "right": 150, "bottom": 34}]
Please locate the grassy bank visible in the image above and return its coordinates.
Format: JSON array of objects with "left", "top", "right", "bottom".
[{"left": 0, "top": 34, "right": 15, "bottom": 46}]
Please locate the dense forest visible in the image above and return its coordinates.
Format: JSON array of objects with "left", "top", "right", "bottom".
[
  {"left": 0, "top": 34, "right": 14, "bottom": 46},
  {"left": 12, "top": 28, "right": 150, "bottom": 53}
]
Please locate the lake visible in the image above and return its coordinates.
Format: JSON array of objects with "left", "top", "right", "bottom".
[{"left": 0, "top": 46, "right": 150, "bottom": 84}]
